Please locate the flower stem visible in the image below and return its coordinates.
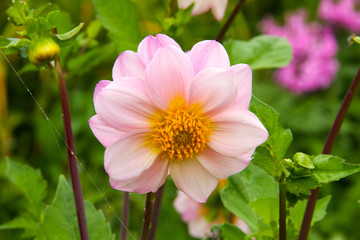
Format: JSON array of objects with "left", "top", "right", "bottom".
[
  {"left": 216, "top": 0, "right": 245, "bottom": 42},
  {"left": 121, "top": 192, "right": 130, "bottom": 240},
  {"left": 148, "top": 184, "right": 166, "bottom": 240},
  {"left": 279, "top": 174, "right": 286, "bottom": 240},
  {"left": 140, "top": 192, "right": 156, "bottom": 240},
  {"left": 298, "top": 66, "right": 360, "bottom": 240},
  {"left": 54, "top": 57, "right": 89, "bottom": 240},
  {"left": 168, "top": 0, "right": 176, "bottom": 17}
]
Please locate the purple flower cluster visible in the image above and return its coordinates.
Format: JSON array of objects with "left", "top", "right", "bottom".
[
  {"left": 261, "top": 10, "right": 339, "bottom": 94},
  {"left": 319, "top": 0, "right": 360, "bottom": 33}
]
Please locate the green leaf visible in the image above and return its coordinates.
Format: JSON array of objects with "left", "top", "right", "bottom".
[
  {"left": 5, "top": 158, "right": 47, "bottom": 218},
  {"left": 224, "top": 35, "right": 292, "bottom": 70},
  {"left": 286, "top": 177, "right": 320, "bottom": 196},
  {"left": 91, "top": 0, "right": 140, "bottom": 52},
  {"left": 47, "top": 10, "right": 75, "bottom": 34},
  {"left": 6, "top": 0, "right": 29, "bottom": 26},
  {"left": 26, "top": 17, "right": 52, "bottom": 39},
  {"left": 250, "top": 197, "right": 279, "bottom": 225},
  {"left": 0, "top": 215, "right": 37, "bottom": 238},
  {"left": 0, "top": 37, "right": 30, "bottom": 56},
  {"left": 36, "top": 175, "right": 114, "bottom": 240},
  {"left": 312, "top": 155, "right": 360, "bottom": 183},
  {"left": 211, "top": 223, "right": 246, "bottom": 240},
  {"left": 250, "top": 96, "right": 293, "bottom": 178},
  {"left": 221, "top": 163, "right": 278, "bottom": 232},
  {"left": 289, "top": 195, "right": 331, "bottom": 232},
  {"left": 55, "top": 23, "right": 84, "bottom": 41},
  {"left": 67, "top": 43, "right": 117, "bottom": 75},
  {"left": 86, "top": 20, "right": 102, "bottom": 39}
]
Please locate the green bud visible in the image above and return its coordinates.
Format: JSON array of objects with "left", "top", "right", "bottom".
[
  {"left": 27, "top": 38, "right": 60, "bottom": 65},
  {"left": 293, "top": 152, "right": 315, "bottom": 169}
]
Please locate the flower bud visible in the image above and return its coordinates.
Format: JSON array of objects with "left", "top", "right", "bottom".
[{"left": 27, "top": 38, "right": 60, "bottom": 65}]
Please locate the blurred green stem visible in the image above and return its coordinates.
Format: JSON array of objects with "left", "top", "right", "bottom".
[
  {"left": 53, "top": 57, "right": 89, "bottom": 240},
  {"left": 279, "top": 174, "right": 286, "bottom": 240},
  {"left": 140, "top": 192, "right": 156, "bottom": 240},
  {"left": 298, "top": 66, "right": 360, "bottom": 240},
  {"left": 216, "top": 0, "right": 245, "bottom": 42},
  {"left": 121, "top": 192, "right": 130, "bottom": 240},
  {"left": 148, "top": 184, "right": 166, "bottom": 240}
]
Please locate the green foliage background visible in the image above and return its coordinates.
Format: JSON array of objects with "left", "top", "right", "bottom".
[{"left": 1, "top": 0, "right": 360, "bottom": 239}]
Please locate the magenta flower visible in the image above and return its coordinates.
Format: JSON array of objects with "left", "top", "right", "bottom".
[
  {"left": 261, "top": 10, "right": 339, "bottom": 94},
  {"left": 319, "top": 0, "right": 360, "bottom": 32},
  {"left": 177, "top": 0, "right": 228, "bottom": 21},
  {"left": 89, "top": 34, "right": 268, "bottom": 202},
  {"left": 174, "top": 181, "right": 250, "bottom": 238}
]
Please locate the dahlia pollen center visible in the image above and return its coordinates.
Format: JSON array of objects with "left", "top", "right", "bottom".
[{"left": 151, "top": 104, "right": 212, "bottom": 161}]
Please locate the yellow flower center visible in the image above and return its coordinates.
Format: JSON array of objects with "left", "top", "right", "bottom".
[{"left": 150, "top": 99, "right": 212, "bottom": 161}]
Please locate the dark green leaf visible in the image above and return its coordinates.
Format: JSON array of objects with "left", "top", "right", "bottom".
[
  {"left": 55, "top": 23, "right": 84, "bottom": 41},
  {"left": 91, "top": 0, "right": 140, "bottom": 52},
  {"left": 286, "top": 177, "right": 320, "bottom": 196},
  {"left": 5, "top": 158, "right": 47, "bottom": 218},
  {"left": 6, "top": 0, "right": 29, "bottom": 26},
  {"left": 36, "top": 175, "right": 114, "bottom": 240},
  {"left": 0, "top": 215, "right": 37, "bottom": 238},
  {"left": 250, "top": 197, "right": 279, "bottom": 225},
  {"left": 26, "top": 17, "right": 52, "bottom": 39},
  {"left": 211, "top": 223, "right": 246, "bottom": 240},
  {"left": 224, "top": 35, "right": 292, "bottom": 70},
  {"left": 0, "top": 37, "right": 31, "bottom": 56},
  {"left": 312, "top": 155, "right": 360, "bottom": 183},
  {"left": 47, "top": 10, "right": 74, "bottom": 34},
  {"left": 250, "top": 96, "right": 293, "bottom": 178},
  {"left": 289, "top": 195, "right": 331, "bottom": 232},
  {"left": 86, "top": 20, "right": 102, "bottom": 39},
  {"left": 221, "top": 163, "right": 278, "bottom": 232}
]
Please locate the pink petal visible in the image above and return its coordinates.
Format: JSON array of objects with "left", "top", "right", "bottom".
[
  {"left": 138, "top": 34, "right": 181, "bottom": 66},
  {"left": 110, "top": 157, "right": 168, "bottom": 193},
  {"left": 230, "top": 64, "right": 252, "bottom": 109},
  {"left": 191, "top": 0, "right": 211, "bottom": 16},
  {"left": 189, "top": 67, "right": 237, "bottom": 116},
  {"left": 145, "top": 45, "right": 194, "bottom": 110},
  {"left": 210, "top": 0, "right": 228, "bottom": 21},
  {"left": 177, "top": 0, "right": 194, "bottom": 9},
  {"left": 198, "top": 148, "right": 249, "bottom": 179},
  {"left": 208, "top": 108, "right": 268, "bottom": 157},
  {"left": 112, "top": 51, "right": 145, "bottom": 80},
  {"left": 174, "top": 191, "right": 201, "bottom": 221},
  {"left": 93, "top": 80, "right": 111, "bottom": 103},
  {"left": 89, "top": 115, "right": 124, "bottom": 148},
  {"left": 187, "top": 40, "right": 230, "bottom": 74},
  {"left": 94, "top": 78, "right": 155, "bottom": 131},
  {"left": 170, "top": 159, "right": 218, "bottom": 203},
  {"left": 188, "top": 217, "right": 212, "bottom": 238},
  {"left": 104, "top": 130, "right": 159, "bottom": 181}
]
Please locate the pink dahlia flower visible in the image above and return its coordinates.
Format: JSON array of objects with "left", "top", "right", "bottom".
[
  {"left": 261, "top": 10, "right": 339, "bottom": 94},
  {"left": 319, "top": 0, "right": 360, "bottom": 32},
  {"left": 177, "top": 0, "right": 228, "bottom": 21},
  {"left": 174, "top": 180, "right": 250, "bottom": 238},
  {"left": 89, "top": 34, "right": 268, "bottom": 202}
]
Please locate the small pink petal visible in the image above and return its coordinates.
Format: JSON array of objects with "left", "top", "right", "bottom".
[
  {"left": 145, "top": 45, "right": 194, "bottom": 110},
  {"left": 93, "top": 80, "right": 111, "bottom": 103},
  {"left": 174, "top": 191, "right": 201, "bottom": 221},
  {"left": 112, "top": 51, "right": 145, "bottom": 80},
  {"left": 94, "top": 78, "right": 155, "bottom": 131},
  {"left": 189, "top": 67, "right": 237, "bottom": 116},
  {"left": 187, "top": 40, "right": 230, "bottom": 74},
  {"left": 110, "top": 157, "right": 168, "bottom": 193},
  {"left": 138, "top": 34, "right": 181, "bottom": 65},
  {"left": 89, "top": 115, "right": 124, "bottom": 148},
  {"left": 105, "top": 130, "right": 159, "bottom": 181},
  {"left": 191, "top": 0, "right": 211, "bottom": 16},
  {"left": 208, "top": 108, "right": 268, "bottom": 157},
  {"left": 188, "top": 217, "right": 212, "bottom": 238},
  {"left": 170, "top": 159, "right": 218, "bottom": 203},
  {"left": 230, "top": 64, "right": 252, "bottom": 109},
  {"left": 198, "top": 148, "right": 249, "bottom": 179},
  {"left": 177, "top": 0, "right": 194, "bottom": 9},
  {"left": 210, "top": 0, "right": 228, "bottom": 21}
]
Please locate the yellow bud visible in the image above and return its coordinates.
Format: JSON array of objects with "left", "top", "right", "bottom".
[{"left": 28, "top": 38, "right": 60, "bottom": 65}]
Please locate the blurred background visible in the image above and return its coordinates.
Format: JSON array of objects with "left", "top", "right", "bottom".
[{"left": 1, "top": 0, "right": 360, "bottom": 239}]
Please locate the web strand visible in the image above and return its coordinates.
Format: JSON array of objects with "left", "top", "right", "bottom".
[{"left": 0, "top": 49, "right": 135, "bottom": 240}]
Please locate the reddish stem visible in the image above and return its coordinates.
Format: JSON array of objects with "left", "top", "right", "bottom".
[{"left": 55, "top": 57, "right": 89, "bottom": 240}]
